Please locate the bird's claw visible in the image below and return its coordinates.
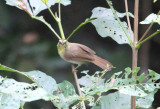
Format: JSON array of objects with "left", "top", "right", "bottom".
[{"left": 72, "top": 69, "right": 78, "bottom": 73}]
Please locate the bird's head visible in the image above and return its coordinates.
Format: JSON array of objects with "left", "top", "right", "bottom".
[
  {"left": 57, "top": 39, "right": 68, "bottom": 53},
  {"left": 57, "top": 39, "right": 68, "bottom": 46}
]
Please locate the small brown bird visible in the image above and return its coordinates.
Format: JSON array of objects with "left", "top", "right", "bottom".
[{"left": 57, "top": 39, "right": 113, "bottom": 71}]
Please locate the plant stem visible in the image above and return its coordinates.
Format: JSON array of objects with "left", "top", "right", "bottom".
[
  {"left": 67, "top": 18, "right": 94, "bottom": 41},
  {"left": 72, "top": 65, "right": 86, "bottom": 109},
  {"left": 106, "top": 0, "right": 132, "bottom": 46},
  {"left": 131, "top": 0, "right": 139, "bottom": 109},
  {"left": 57, "top": 2, "right": 65, "bottom": 39},
  {"left": 32, "top": 16, "right": 61, "bottom": 39},
  {"left": 124, "top": 0, "right": 134, "bottom": 41},
  {"left": 131, "top": 48, "right": 138, "bottom": 109},
  {"left": 138, "top": 11, "right": 160, "bottom": 42},
  {"left": 136, "top": 31, "right": 160, "bottom": 49},
  {"left": 0, "top": 64, "right": 35, "bottom": 82},
  {"left": 138, "top": 23, "right": 153, "bottom": 42},
  {"left": 46, "top": 4, "right": 58, "bottom": 22},
  {"left": 46, "top": 4, "right": 65, "bottom": 39}
]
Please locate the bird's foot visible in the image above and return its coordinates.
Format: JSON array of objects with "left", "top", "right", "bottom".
[{"left": 72, "top": 68, "right": 78, "bottom": 73}]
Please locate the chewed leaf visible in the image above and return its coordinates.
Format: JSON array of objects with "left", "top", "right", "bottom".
[
  {"left": 140, "top": 13, "right": 160, "bottom": 25},
  {"left": 23, "top": 70, "right": 58, "bottom": 94},
  {"left": 90, "top": 7, "right": 134, "bottom": 44},
  {"left": 93, "top": 91, "right": 157, "bottom": 109},
  {"left": 0, "top": 94, "right": 21, "bottom": 109},
  {"left": 136, "top": 90, "right": 157, "bottom": 108},
  {"left": 51, "top": 81, "right": 79, "bottom": 108},
  {"left": 0, "top": 76, "right": 53, "bottom": 101},
  {"left": 0, "top": 64, "right": 58, "bottom": 94},
  {"left": 5, "top": 0, "right": 71, "bottom": 16}
]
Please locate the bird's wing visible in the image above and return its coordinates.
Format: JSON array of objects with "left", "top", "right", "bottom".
[
  {"left": 64, "top": 43, "right": 95, "bottom": 62},
  {"left": 76, "top": 43, "right": 96, "bottom": 55}
]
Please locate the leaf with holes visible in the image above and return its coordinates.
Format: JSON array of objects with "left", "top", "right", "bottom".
[
  {"left": 0, "top": 94, "right": 22, "bottom": 109},
  {"left": 5, "top": 0, "right": 71, "bottom": 16},
  {"left": 88, "top": 67, "right": 160, "bottom": 99},
  {"left": 23, "top": 70, "right": 58, "bottom": 94},
  {"left": 51, "top": 81, "right": 79, "bottom": 108},
  {"left": 93, "top": 90, "right": 157, "bottom": 109},
  {"left": 140, "top": 13, "right": 160, "bottom": 25},
  {"left": 90, "top": 7, "right": 134, "bottom": 44},
  {"left": 79, "top": 70, "right": 105, "bottom": 88},
  {"left": 0, "top": 76, "right": 54, "bottom": 102},
  {"left": 0, "top": 64, "right": 58, "bottom": 94}
]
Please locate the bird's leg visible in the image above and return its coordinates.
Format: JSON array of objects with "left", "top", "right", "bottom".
[
  {"left": 71, "top": 65, "right": 86, "bottom": 109},
  {"left": 72, "top": 64, "right": 80, "bottom": 73}
]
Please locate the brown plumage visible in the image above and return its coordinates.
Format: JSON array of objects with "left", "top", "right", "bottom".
[{"left": 57, "top": 39, "right": 112, "bottom": 71}]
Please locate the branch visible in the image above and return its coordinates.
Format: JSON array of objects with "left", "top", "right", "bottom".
[
  {"left": 124, "top": 0, "right": 134, "bottom": 41},
  {"left": 131, "top": 0, "right": 139, "bottom": 109},
  {"left": 45, "top": 3, "right": 65, "bottom": 39},
  {"left": 72, "top": 65, "right": 86, "bottom": 109},
  {"left": 32, "top": 16, "right": 61, "bottom": 39},
  {"left": 67, "top": 18, "right": 96, "bottom": 41},
  {"left": 136, "top": 31, "right": 160, "bottom": 49}
]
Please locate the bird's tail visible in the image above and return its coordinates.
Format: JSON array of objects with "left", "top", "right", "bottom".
[{"left": 92, "top": 55, "right": 113, "bottom": 71}]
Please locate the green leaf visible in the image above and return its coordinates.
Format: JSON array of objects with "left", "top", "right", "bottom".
[
  {"left": 0, "top": 64, "right": 19, "bottom": 73},
  {"left": 41, "top": 0, "right": 49, "bottom": 4},
  {"left": 136, "top": 90, "right": 157, "bottom": 108},
  {"left": 87, "top": 68, "right": 160, "bottom": 98},
  {"left": 0, "top": 76, "right": 53, "bottom": 102},
  {"left": 79, "top": 71, "right": 105, "bottom": 88},
  {"left": 23, "top": 70, "right": 58, "bottom": 94},
  {"left": 58, "top": 80, "right": 77, "bottom": 97},
  {"left": 93, "top": 91, "right": 157, "bottom": 109},
  {"left": 140, "top": 13, "right": 160, "bottom": 25},
  {"left": 51, "top": 81, "right": 79, "bottom": 108},
  {"left": 5, "top": 0, "right": 71, "bottom": 16},
  {"left": 0, "top": 64, "right": 58, "bottom": 94},
  {"left": 90, "top": 7, "right": 134, "bottom": 44},
  {"left": 0, "top": 94, "right": 21, "bottom": 109}
]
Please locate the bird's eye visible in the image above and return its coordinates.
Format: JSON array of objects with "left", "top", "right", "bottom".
[
  {"left": 58, "top": 41, "right": 62, "bottom": 45},
  {"left": 63, "top": 42, "right": 66, "bottom": 45}
]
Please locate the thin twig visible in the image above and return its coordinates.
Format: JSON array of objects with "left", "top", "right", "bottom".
[
  {"left": 133, "top": 0, "right": 139, "bottom": 44},
  {"left": 32, "top": 16, "right": 61, "bottom": 39},
  {"left": 67, "top": 18, "right": 95, "bottom": 41},
  {"left": 138, "top": 10, "right": 160, "bottom": 42},
  {"left": 136, "top": 31, "right": 160, "bottom": 49},
  {"left": 138, "top": 24, "right": 153, "bottom": 42},
  {"left": 72, "top": 65, "right": 86, "bottom": 109},
  {"left": 124, "top": 0, "right": 134, "bottom": 41},
  {"left": 45, "top": 3, "right": 65, "bottom": 39}
]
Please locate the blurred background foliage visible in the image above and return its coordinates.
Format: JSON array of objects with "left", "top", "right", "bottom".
[{"left": 0, "top": 0, "right": 160, "bottom": 109}]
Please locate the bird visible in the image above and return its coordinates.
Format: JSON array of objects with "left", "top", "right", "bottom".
[{"left": 57, "top": 39, "right": 113, "bottom": 72}]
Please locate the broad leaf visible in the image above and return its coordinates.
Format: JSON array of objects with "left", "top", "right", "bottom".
[
  {"left": 0, "top": 64, "right": 58, "bottom": 94},
  {"left": 0, "top": 76, "right": 53, "bottom": 101},
  {"left": 0, "top": 94, "right": 21, "bottom": 109},
  {"left": 51, "top": 81, "right": 79, "bottom": 108},
  {"left": 93, "top": 91, "right": 157, "bottom": 109},
  {"left": 23, "top": 70, "right": 58, "bottom": 94},
  {"left": 5, "top": 0, "right": 71, "bottom": 16},
  {"left": 90, "top": 7, "right": 134, "bottom": 44},
  {"left": 86, "top": 67, "right": 160, "bottom": 98},
  {"left": 79, "top": 70, "right": 105, "bottom": 88},
  {"left": 140, "top": 13, "right": 160, "bottom": 25}
]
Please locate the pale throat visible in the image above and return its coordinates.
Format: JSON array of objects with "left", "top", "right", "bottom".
[{"left": 57, "top": 45, "right": 67, "bottom": 56}]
